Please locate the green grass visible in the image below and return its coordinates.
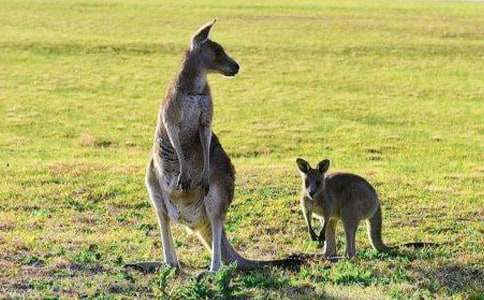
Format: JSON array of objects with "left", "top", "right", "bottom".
[{"left": 1, "top": 0, "right": 483, "bottom": 298}]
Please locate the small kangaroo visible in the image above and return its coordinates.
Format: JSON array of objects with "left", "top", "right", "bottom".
[
  {"left": 296, "top": 158, "right": 390, "bottom": 258},
  {"left": 143, "top": 20, "right": 295, "bottom": 273}
]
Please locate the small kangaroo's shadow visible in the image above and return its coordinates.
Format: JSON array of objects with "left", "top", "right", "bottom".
[{"left": 284, "top": 241, "right": 446, "bottom": 263}]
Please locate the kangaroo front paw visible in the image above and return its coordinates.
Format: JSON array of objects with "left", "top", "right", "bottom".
[
  {"left": 318, "top": 233, "right": 325, "bottom": 245},
  {"left": 177, "top": 171, "right": 191, "bottom": 191},
  {"left": 310, "top": 230, "right": 318, "bottom": 241}
]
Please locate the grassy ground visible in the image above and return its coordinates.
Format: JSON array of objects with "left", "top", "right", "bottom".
[{"left": 1, "top": 0, "right": 483, "bottom": 298}]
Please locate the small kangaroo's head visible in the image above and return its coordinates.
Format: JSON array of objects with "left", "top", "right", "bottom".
[
  {"left": 189, "top": 19, "right": 240, "bottom": 77},
  {"left": 296, "top": 158, "right": 330, "bottom": 199}
]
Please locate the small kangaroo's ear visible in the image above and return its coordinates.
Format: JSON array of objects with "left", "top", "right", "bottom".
[
  {"left": 317, "top": 159, "right": 330, "bottom": 174},
  {"left": 191, "top": 19, "right": 216, "bottom": 48},
  {"left": 296, "top": 158, "right": 311, "bottom": 174}
]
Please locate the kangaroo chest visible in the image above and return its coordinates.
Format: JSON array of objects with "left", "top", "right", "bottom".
[
  {"left": 156, "top": 95, "right": 212, "bottom": 175},
  {"left": 163, "top": 184, "right": 208, "bottom": 229},
  {"left": 154, "top": 94, "right": 212, "bottom": 228},
  {"left": 313, "top": 191, "right": 340, "bottom": 218},
  {"left": 179, "top": 94, "right": 211, "bottom": 138}
]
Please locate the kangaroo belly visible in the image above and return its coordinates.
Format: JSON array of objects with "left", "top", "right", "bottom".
[
  {"left": 159, "top": 174, "right": 207, "bottom": 228},
  {"left": 175, "top": 197, "right": 207, "bottom": 229}
]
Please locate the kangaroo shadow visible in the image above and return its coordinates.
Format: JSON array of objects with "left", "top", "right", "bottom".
[
  {"left": 124, "top": 258, "right": 326, "bottom": 298},
  {"left": 415, "top": 263, "right": 484, "bottom": 296},
  {"left": 124, "top": 242, "right": 460, "bottom": 299},
  {"left": 124, "top": 242, "right": 444, "bottom": 274},
  {"left": 124, "top": 240, "right": 448, "bottom": 274},
  {"left": 124, "top": 255, "right": 306, "bottom": 275}
]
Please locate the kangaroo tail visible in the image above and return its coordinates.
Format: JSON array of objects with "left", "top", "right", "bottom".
[
  {"left": 221, "top": 231, "right": 300, "bottom": 270},
  {"left": 196, "top": 226, "right": 301, "bottom": 270},
  {"left": 220, "top": 230, "right": 252, "bottom": 267},
  {"left": 367, "top": 205, "right": 391, "bottom": 252}
]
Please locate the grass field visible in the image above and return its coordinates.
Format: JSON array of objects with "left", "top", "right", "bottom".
[{"left": 1, "top": 0, "right": 483, "bottom": 298}]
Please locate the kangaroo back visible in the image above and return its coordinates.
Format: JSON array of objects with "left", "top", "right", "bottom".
[{"left": 367, "top": 205, "right": 390, "bottom": 252}]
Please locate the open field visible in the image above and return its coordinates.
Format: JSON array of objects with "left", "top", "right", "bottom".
[{"left": 1, "top": 0, "right": 483, "bottom": 298}]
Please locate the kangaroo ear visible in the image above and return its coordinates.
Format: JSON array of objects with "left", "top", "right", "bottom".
[
  {"left": 317, "top": 159, "right": 330, "bottom": 174},
  {"left": 296, "top": 158, "right": 311, "bottom": 174},
  {"left": 191, "top": 19, "right": 216, "bottom": 48}
]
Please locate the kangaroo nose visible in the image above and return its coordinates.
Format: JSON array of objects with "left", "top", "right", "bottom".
[{"left": 233, "top": 63, "right": 239, "bottom": 74}]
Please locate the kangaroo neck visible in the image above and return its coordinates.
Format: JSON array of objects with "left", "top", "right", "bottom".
[
  {"left": 315, "top": 180, "right": 329, "bottom": 203},
  {"left": 176, "top": 52, "right": 208, "bottom": 95}
]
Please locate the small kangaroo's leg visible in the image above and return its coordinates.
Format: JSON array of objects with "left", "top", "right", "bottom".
[
  {"left": 301, "top": 198, "right": 318, "bottom": 241},
  {"left": 324, "top": 219, "right": 338, "bottom": 257},
  {"left": 318, "top": 217, "right": 327, "bottom": 244},
  {"left": 343, "top": 218, "right": 358, "bottom": 258}
]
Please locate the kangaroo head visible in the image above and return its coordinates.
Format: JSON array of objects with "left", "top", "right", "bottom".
[
  {"left": 190, "top": 19, "right": 239, "bottom": 77},
  {"left": 296, "top": 158, "right": 330, "bottom": 199}
]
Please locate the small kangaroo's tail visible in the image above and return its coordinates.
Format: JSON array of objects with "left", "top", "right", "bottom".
[
  {"left": 197, "top": 226, "right": 301, "bottom": 270},
  {"left": 367, "top": 205, "right": 391, "bottom": 252}
]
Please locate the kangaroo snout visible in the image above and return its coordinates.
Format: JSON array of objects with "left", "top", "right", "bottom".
[
  {"left": 224, "top": 60, "right": 239, "bottom": 77},
  {"left": 231, "top": 63, "right": 240, "bottom": 75}
]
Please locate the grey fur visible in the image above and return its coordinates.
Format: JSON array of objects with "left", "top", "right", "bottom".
[
  {"left": 297, "top": 158, "right": 390, "bottom": 258},
  {"left": 146, "top": 21, "right": 278, "bottom": 272}
]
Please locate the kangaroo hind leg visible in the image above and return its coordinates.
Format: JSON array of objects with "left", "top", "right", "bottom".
[
  {"left": 146, "top": 162, "right": 180, "bottom": 268},
  {"left": 342, "top": 218, "right": 359, "bottom": 258}
]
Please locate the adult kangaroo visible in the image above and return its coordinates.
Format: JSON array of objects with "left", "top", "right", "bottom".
[{"left": 145, "top": 20, "right": 293, "bottom": 273}]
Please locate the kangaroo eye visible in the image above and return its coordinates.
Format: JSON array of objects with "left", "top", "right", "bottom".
[
  {"left": 305, "top": 179, "right": 310, "bottom": 187},
  {"left": 215, "top": 48, "right": 224, "bottom": 56}
]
